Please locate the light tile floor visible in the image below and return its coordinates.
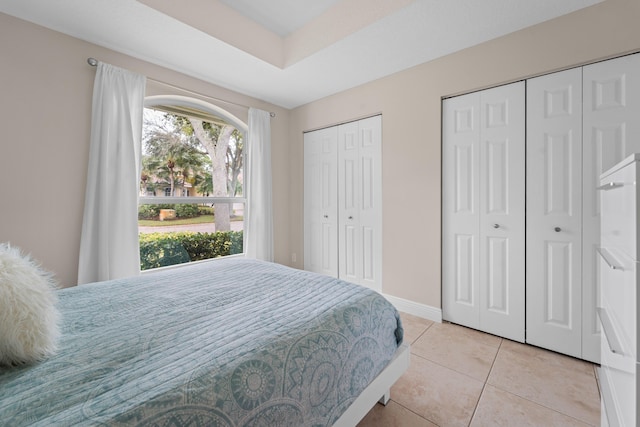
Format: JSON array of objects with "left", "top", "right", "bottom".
[{"left": 358, "top": 313, "right": 601, "bottom": 427}]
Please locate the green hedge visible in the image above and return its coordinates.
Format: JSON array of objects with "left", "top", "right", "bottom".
[
  {"left": 138, "top": 203, "right": 209, "bottom": 220},
  {"left": 139, "top": 231, "right": 243, "bottom": 270}
]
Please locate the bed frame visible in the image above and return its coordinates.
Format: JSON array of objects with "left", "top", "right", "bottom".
[{"left": 334, "top": 343, "right": 410, "bottom": 426}]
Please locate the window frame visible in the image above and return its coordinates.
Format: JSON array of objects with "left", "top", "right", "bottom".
[{"left": 139, "top": 95, "right": 249, "bottom": 269}]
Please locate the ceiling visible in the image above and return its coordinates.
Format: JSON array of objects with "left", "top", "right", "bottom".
[
  {"left": 218, "top": 0, "right": 343, "bottom": 37},
  {"left": 0, "top": 0, "right": 602, "bottom": 109}
]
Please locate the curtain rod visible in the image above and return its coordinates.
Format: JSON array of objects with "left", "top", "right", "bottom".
[{"left": 87, "top": 57, "right": 275, "bottom": 117}]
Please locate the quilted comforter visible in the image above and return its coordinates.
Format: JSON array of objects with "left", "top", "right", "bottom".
[{"left": 0, "top": 258, "right": 403, "bottom": 426}]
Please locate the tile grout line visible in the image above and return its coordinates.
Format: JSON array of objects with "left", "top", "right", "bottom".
[
  {"left": 486, "top": 343, "right": 600, "bottom": 426},
  {"left": 405, "top": 351, "right": 488, "bottom": 427},
  {"left": 394, "top": 320, "right": 439, "bottom": 425},
  {"left": 408, "top": 342, "right": 496, "bottom": 386},
  {"left": 396, "top": 316, "right": 600, "bottom": 426},
  {"left": 466, "top": 338, "right": 504, "bottom": 426},
  {"left": 407, "top": 351, "right": 486, "bottom": 384},
  {"left": 407, "top": 320, "right": 436, "bottom": 346},
  {"left": 397, "top": 351, "right": 481, "bottom": 427},
  {"left": 593, "top": 364, "right": 602, "bottom": 400},
  {"left": 479, "top": 386, "right": 599, "bottom": 427},
  {"left": 387, "top": 398, "right": 437, "bottom": 426}
]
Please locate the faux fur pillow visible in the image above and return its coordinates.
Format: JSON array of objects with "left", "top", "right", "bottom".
[{"left": 0, "top": 243, "right": 60, "bottom": 366}]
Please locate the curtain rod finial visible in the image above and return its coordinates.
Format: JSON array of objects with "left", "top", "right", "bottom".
[{"left": 87, "top": 57, "right": 98, "bottom": 67}]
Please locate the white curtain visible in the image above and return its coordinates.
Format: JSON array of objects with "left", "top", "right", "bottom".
[
  {"left": 77, "top": 62, "right": 146, "bottom": 284},
  {"left": 245, "top": 108, "right": 274, "bottom": 261}
]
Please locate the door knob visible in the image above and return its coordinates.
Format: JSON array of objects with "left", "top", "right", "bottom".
[
  {"left": 323, "top": 215, "right": 328, "bottom": 219},
  {"left": 348, "top": 216, "right": 353, "bottom": 220},
  {"left": 554, "top": 227, "right": 561, "bottom": 232},
  {"left": 493, "top": 224, "right": 500, "bottom": 229}
]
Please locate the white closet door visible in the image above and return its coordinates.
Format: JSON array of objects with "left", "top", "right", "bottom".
[
  {"left": 582, "top": 53, "right": 640, "bottom": 363},
  {"left": 304, "top": 126, "right": 338, "bottom": 277},
  {"left": 526, "top": 68, "right": 583, "bottom": 357},
  {"left": 478, "top": 82, "right": 526, "bottom": 342},
  {"left": 338, "top": 120, "right": 361, "bottom": 284},
  {"left": 443, "top": 82, "right": 525, "bottom": 341},
  {"left": 355, "top": 115, "right": 382, "bottom": 291},
  {"left": 443, "top": 91, "right": 481, "bottom": 330},
  {"left": 338, "top": 116, "right": 382, "bottom": 291}
]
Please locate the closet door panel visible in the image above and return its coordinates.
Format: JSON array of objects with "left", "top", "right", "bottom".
[
  {"left": 478, "top": 82, "right": 525, "bottom": 342},
  {"left": 338, "top": 115, "right": 382, "bottom": 290},
  {"left": 443, "top": 92, "right": 481, "bottom": 329},
  {"left": 304, "top": 116, "right": 382, "bottom": 291},
  {"left": 526, "top": 68, "right": 583, "bottom": 357},
  {"left": 443, "top": 83, "right": 524, "bottom": 340},
  {"left": 486, "top": 236, "right": 508, "bottom": 312},
  {"left": 583, "top": 53, "right": 640, "bottom": 362},
  {"left": 453, "top": 234, "right": 476, "bottom": 305},
  {"left": 356, "top": 115, "right": 383, "bottom": 291},
  {"left": 304, "top": 127, "right": 338, "bottom": 277},
  {"left": 343, "top": 224, "right": 357, "bottom": 278},
  {"left": 362, "top": 226, "right": 375, "bottom": 281},
  {"left": 338, "top": 121, "right": 361, "bottom": 284}
]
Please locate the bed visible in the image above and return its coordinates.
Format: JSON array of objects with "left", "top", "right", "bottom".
[{"left": 0, "top": 257, "right": 408, "bottom": 426}]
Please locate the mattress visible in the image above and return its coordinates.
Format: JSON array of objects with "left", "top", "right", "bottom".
[{"left": 0, "top": 258, "right": 403, "bottom": 426}]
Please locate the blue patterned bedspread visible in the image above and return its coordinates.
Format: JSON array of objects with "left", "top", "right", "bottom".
[{"left": 0, "top": 258, "right": 403, "bottom": 426}]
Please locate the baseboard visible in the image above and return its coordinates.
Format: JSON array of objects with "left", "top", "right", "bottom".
[{"left": 382, "top": 293, "right": 442, "bottom": 323}]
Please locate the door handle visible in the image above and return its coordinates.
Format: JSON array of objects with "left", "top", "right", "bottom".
[
  {"left": 493, "top": 224, "right": 499, "bottom": 229},
  {"left": 596, "top": 307, "right": 625, "bottom": 355},
  {"left": 596, "top": 182, "right": 623, "bottom": 191},
  {"left": 554, "top": 227, "right": 561, "bottom": 232},
  {"left": 597, "top": 247, "right": 623, "bottom": 270}
]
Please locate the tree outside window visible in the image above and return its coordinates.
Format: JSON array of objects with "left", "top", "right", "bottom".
[{"left": 138, "top": 107, "right": 244, "bottom": 270}]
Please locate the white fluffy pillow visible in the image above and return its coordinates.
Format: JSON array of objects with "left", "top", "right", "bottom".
[{"left": 0, "top": 243, "right": 61, "bottom": 366}]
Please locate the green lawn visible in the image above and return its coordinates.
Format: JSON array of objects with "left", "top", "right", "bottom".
[
  {"left": 138, "top": 215, "right": 214, "bottom": 227},
  {"left": 138, "top": 215, "right": 243, "bottom": 227}
]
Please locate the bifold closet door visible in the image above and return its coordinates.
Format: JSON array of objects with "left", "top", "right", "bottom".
[
  {"left": 337, "top": 115, "right": 382, "bottom": 292},
  {"left": 582, "top": 53, "right": 640, "bottom": 363},
  {"left": 443, "top": 82, "right": 525, "bottom": 342},
  {"left": 442, "top": 92, "right": 481, "bottom": 329},
  {"left": 304, "top": 126, "right": 338, "bottom": 277},
  {"left": 526, "top": 68, "right": 583, "bottom": 358}
]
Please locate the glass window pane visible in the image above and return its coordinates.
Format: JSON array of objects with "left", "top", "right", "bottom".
[
  {"left": 141, "top": 108, "right": 244, "bottom": 200},
  {"left": 139, "top": 106, "right": 245, "bottom": 271},
  {"left": 138, "top": 202, "right": 244, "bottom": 270}
]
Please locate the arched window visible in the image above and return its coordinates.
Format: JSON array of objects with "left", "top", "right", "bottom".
[{"left": 138, "top": 95, "right": 248, "bottom": 270}]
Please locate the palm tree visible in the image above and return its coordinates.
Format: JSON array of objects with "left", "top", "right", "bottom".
[
  {"left": 140, "top": 159, "right": 153, "bottom": 196},
  {"left": 143, "top": 112, "right": 208, "bottom": 197},
  {"left": 196, "top": 170, "right": 213, "bottom": 196}
]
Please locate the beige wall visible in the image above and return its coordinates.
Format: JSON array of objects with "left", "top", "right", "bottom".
[
  {"left": 288, "top": 0, "right": 640, "bottom": 308},
  {"left": 2, "top": 0, "right": 640, "bottom": 308},
  {"left": 0, "top": 13, "right": 290, "bottom": 287}
]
